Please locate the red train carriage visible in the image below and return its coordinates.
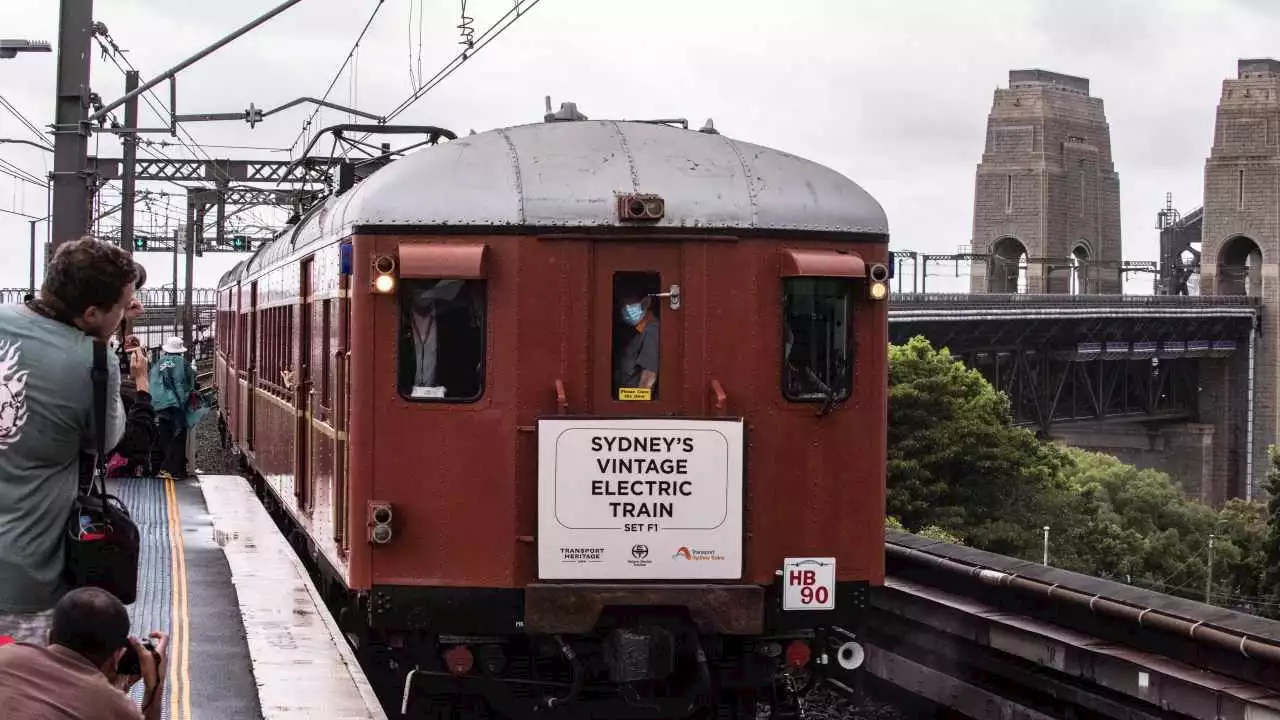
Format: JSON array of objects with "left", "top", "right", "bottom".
[{"left": 215, "top": 111, "right": 890, "bottom": 719}]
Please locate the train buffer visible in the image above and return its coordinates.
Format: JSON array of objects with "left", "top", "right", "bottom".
[{"left": 109, "top": 474, "right": 386, "bottom": 719}]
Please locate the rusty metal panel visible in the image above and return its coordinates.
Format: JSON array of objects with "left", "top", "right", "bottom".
[
  {"left": 397, "top": 243, "right": 490, "bottom": 279},
  {"left": 524, "top": 583, "right": 764, "bottom": 635}
]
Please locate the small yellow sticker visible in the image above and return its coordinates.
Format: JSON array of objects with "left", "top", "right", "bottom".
[{"left": 618, "top": 387, "right": 652, "bottom": 401}]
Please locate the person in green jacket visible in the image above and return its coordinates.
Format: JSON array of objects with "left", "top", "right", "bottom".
[{"left": 149, "top": 337, "right": 205, "bottom": 479}]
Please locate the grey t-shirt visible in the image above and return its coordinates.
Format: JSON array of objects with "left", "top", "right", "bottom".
[
  {"left": 616, "top": 321, "right": 660, "bottom": 389},
  {"left": 0, "top": 305, "right": 124, "bottom": 612}
]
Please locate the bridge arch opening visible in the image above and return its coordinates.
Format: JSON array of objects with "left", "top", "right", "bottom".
[
  {"left": 1069, "top": 241, "right": 1092, "bottom": 295},
  {"left": 989, "top": 236, "right": 1028, "bottom": 293},
  {"left": 1217, "top": 235, "right": 1262, "bottom": 296}
]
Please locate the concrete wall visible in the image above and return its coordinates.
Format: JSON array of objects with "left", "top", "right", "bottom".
[
  {"left": 1049, "top": 423, "right": 1215, "bottom": 501},
  {"left": 970, "top": 69, "right": 1122, "bottom": 295}
]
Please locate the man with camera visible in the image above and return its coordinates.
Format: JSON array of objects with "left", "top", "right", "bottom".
[
  {"left": 0, "top": 237, "right": 135, "bottom": 643},
  {"left": 0, "top": 586, "right": 168, "bottom": 719}
]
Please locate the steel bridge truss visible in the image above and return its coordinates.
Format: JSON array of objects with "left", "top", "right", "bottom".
[
  {"left": 962, "top": 347, "right": 1203, "bottom": 433},
  {"left": 888, "top": 296, "right": 1258, "bottom": 432}
]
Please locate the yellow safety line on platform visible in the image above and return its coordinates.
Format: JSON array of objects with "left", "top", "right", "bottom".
[
  {"left": 164, "top": 477, "right": 180, "bottom": 719},
  {"left": 163, "top": 477, "right": 192, "bottom": 720}
]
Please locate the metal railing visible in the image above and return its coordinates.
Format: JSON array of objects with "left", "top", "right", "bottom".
[
  {"left": 0, "top": 287, "right": 220, "bottom": 307},
  {"left": 889, "top": 293, "right": 1263, "bottom": 309}
]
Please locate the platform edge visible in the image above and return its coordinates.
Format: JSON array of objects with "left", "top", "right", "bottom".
[{"left": 197, "top": 474, "right": 390, "bottom": 720}]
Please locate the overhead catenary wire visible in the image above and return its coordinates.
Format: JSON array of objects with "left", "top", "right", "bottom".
[
  {"left": 288, "top": 0, "right": 390, "bottom": 156},
  {"left": 0, "top": 158, "right": 45, "bottom": 187},
  {"left": 97, "top": 30, "right": 277, "bottom": 231},
  {"left": 0, "top": 93, "right": 49, "bottom": 144},
  {"left": 382, "top": 0, "right": 546, "bottom": 122},
  {"left": 0, "top": 206, "right": 40, "bottom": 220},
  {"left": 352, "top": 0, "right": 546, "bottom": 150}
]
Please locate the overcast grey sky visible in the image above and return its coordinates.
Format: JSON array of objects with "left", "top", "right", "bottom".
[{"left": 0, "top": 0, "right": 1274, "bottom": 293}]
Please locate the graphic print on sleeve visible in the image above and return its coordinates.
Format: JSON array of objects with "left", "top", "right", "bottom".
[{"left": 0, "top": 339, "right": 30, "bottom": 449}]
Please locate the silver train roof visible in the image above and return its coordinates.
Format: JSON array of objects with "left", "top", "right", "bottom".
[{"left": 303, "top": 119, "right": 888, "bottom": 238}]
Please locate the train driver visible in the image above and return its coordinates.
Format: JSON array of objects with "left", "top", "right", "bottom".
[
  {"left": 399, "top": 279, "right": 482, "bottom": 400},
  {"left": 614, "top": 292, "right": 659, "bottom": 398}
]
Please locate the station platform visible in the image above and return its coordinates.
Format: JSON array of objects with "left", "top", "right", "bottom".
[{"left": 109, "top": 474, "right": 387, "bottom": 720}]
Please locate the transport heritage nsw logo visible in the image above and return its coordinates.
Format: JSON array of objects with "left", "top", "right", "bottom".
[
  {"left": 0, "top": 339, "right": 29, "bottom": 449},
  {"left": 559, "top": 547, "right": 603, "bottom": 563},
  {"left": 673, "top": 546, "right": 725, "bottom": 562},
  {"left": 629, "top": 544, "right": 652, "bottom": 568}
]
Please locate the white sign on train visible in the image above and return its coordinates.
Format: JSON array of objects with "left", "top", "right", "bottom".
[
  {"left": 536, "top": 418, "right": 744, "bottom": 580},
  {"left": 782, "top": 557, "right": 836, "bottom": 611}
]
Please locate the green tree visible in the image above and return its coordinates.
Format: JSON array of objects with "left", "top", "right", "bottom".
[
  {"left": 886, "top": 336, "right": 1066, "bottom": 556},
  {"left": 885, "top": 337, "right": 1273, "bottom": 615},
  {"left": 1262, "top": 445, "right": 1280, "bottom": 603},
  {"left": 1215, "top": 498, "right": 1269, "bottom": 614},
  {"left": 1051, "top": 447, "right": 1217, "bottom": 591}
]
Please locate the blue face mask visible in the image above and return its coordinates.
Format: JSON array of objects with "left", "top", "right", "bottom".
[{"left": 621, "top": 302, "right": 645, "bottom": 326}]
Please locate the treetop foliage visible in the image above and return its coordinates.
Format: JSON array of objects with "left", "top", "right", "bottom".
[{"left": 887, "top": 335, "right": 1275, "bottom": 615}]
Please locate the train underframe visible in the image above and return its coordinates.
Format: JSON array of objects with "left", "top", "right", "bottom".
[{"left": 226, "top": 423, "right": 868, "bottom": 719}]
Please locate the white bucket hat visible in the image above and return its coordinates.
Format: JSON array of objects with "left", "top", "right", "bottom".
[{"left": 162, "top": 337, "right": 187, "bottom": 354}]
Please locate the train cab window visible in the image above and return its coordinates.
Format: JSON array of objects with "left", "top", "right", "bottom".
[
  {"left": 611, "top": 271, "right": 661, "bottom": 402},
  {"left": 397, "top": 278, "right": 486, "bottom": 402},
  {"left": 783, "top": 278, "right": 853, "bottom": 403}
]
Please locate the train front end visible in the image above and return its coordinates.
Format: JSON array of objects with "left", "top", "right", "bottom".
[{"left": 345, "top": 114, "right": 889, "bottom": 719}]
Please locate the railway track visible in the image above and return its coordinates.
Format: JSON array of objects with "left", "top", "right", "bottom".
[
  {"left": 866, "top": 531, "right": 1280, "bottom": 720},
  {"left": 193, "top": 401, "right": 1278, "bottom": 720}
]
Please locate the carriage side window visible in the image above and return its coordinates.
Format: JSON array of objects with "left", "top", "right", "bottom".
[
  {"left": 397, "top": 279, "right": 486, "bottom": 402},
  {"left": 782, "top": 278, "right": 853, "bottom": 403},
  {"left": 611, "top": 271, "right": 661, "bottom": 401}
]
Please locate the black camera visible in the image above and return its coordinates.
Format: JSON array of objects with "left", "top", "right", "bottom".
[{"left": 117, "top": 638, "right": 159, "bottom": 676}]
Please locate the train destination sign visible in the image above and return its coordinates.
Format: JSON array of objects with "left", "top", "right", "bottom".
[{"left": 537, "top": 418, "right": 744, "bottom": 580}]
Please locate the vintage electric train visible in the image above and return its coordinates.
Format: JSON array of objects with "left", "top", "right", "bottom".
[{"left": 213, "top": 107, "right": 890, "bottom": 719}]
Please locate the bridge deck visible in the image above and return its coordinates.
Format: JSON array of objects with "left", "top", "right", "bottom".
[{"left": 890, "top": 292, "right": 1261, "bottom": 315}]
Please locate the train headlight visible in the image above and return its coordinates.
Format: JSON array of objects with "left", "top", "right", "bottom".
[
  {"left": 368, "top": 501, "right": 393, "bottom": 545},
  {"left": 868, "top": 263, "right": 889, "bottom": 300},
  {"left": 372, "top": 255, "right": 396, "bottom": 294}
]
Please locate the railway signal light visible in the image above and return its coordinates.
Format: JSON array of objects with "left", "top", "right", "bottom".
[
  {"left": 133, "top": 236, "right": 147, "bottom": 251},
  {"left": 231, "top": 235, "right": 247, "bottom": 251}
]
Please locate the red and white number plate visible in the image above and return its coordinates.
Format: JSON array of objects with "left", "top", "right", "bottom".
[{"left": 782, "top": 557, "right": 836, "bottom": 610}]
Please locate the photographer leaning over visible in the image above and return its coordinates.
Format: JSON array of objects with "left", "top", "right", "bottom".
[
  {"left": 79, "top": 264, "right": 157, "bottom": 483},
  {"left": 0, "top": 237, "right": 135, "bottom": 644},
  {"left": 0, "top": 586, "right": 168, "bottom": 720}
]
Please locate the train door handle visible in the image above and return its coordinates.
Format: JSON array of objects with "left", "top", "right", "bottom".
[{"left": 650, "top": 284, "right": 681, "bottom": 310}]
